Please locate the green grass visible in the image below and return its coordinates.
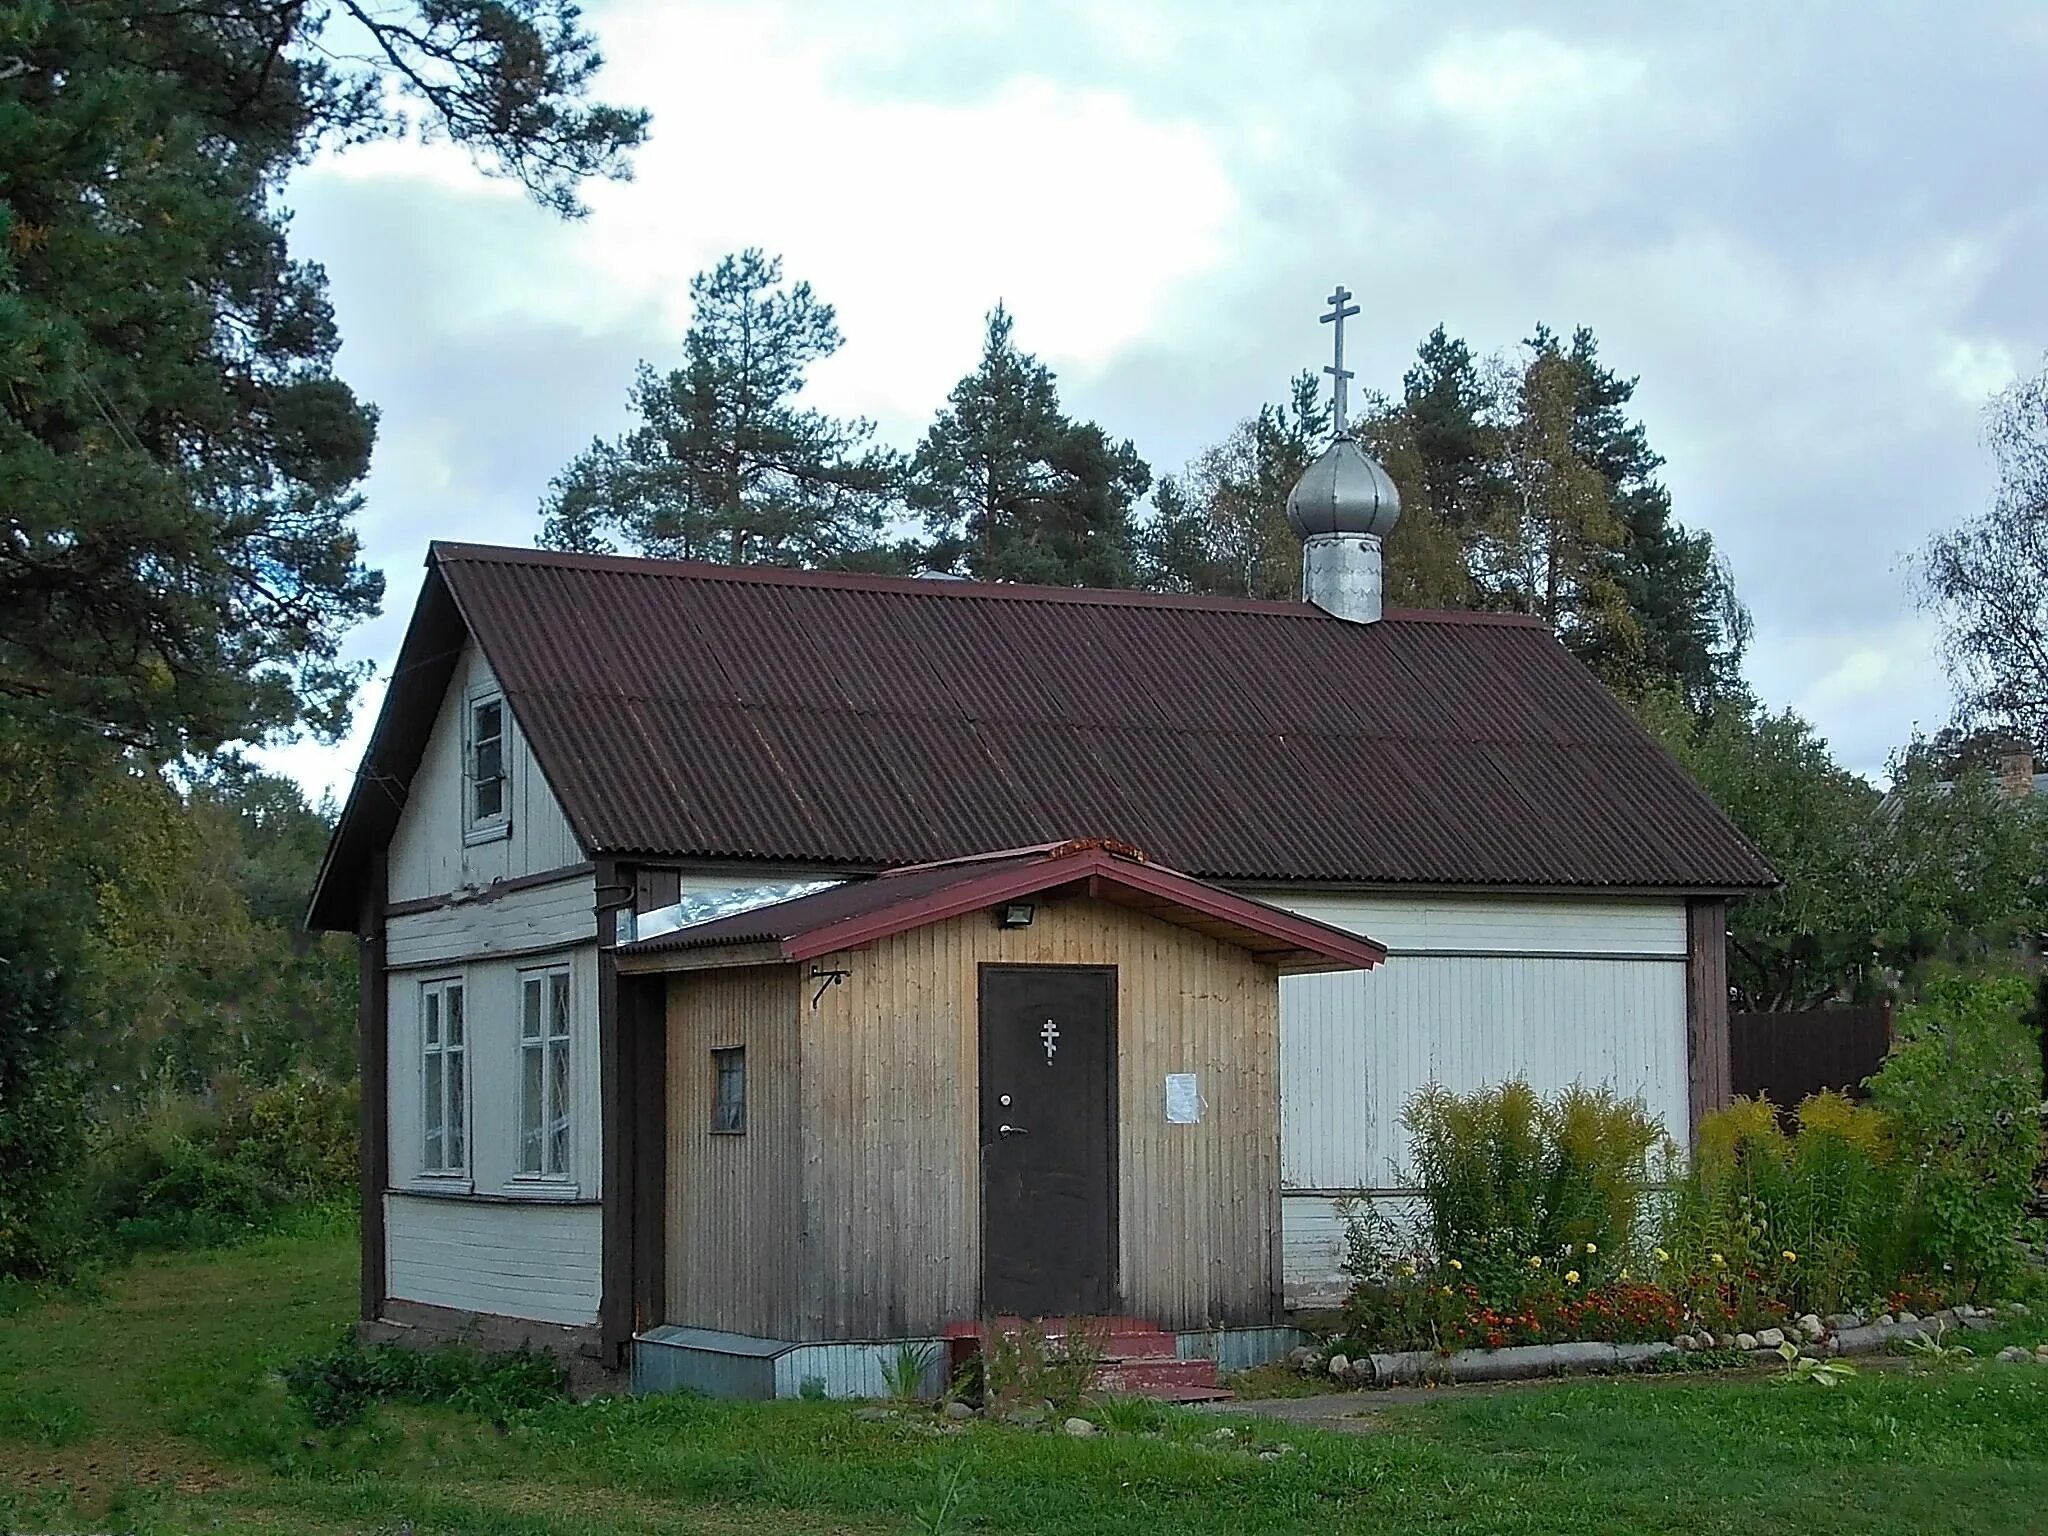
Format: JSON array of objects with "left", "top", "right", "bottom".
[{"left": 5, "top": 1227, "right": 2048, "bottom": 1533}]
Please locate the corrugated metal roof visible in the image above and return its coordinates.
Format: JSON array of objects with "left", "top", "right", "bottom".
[{"left": 306, "top": 542, "right": 1776, "bottom": 927}]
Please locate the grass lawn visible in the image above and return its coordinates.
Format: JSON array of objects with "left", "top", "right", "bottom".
[{"left": 6, "top": 1226, "right": 2048, "bottom": 1534}]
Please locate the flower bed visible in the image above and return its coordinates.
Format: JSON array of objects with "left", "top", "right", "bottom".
[{"left": 1331, "top": 977, "right": 2043, "bottom": 1362}]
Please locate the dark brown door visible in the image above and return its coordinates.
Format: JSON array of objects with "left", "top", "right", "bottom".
[{"left": 979, "top": 965, "right": 1117, "bottom": 1318}]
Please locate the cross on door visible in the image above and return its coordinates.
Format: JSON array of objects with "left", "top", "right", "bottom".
[{"left": 1040, "top": 1016, "right": 1060, "bottom": 1062}]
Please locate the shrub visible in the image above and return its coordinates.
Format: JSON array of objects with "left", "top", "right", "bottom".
[
  {"left": 1399, "top": 1080, "right": 1672, "bottom": 1299},
  {"left": 88, "top": 1073, "right": 358, "bottom": 1250},
  {"left": 1869, "top": 972, "right": 2041, "bottom": 1297},
  {"left": 0, "top": 901, "right": 93, "bottom": 1282},
  {"left": 282, "top": 1332, "right": 568, "bottom": 1429}
]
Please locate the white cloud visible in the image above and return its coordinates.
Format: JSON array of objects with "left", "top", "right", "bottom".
[{"left": 1399, "top": 28, "right": 1648, "bottom": 145}]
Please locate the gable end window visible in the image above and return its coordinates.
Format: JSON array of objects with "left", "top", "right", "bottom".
[
  {"left": 519, "top": 966, "right": 574, "bottom": 1178},
  {"left": 712, "top": 1047, "right": 746, "bottom": 1134},
  {"left": 420, "top": 979, "right": 467, "bottom": 1175},
  {"left": 465, "top": 691, "right": 509, "bottom": 839}
]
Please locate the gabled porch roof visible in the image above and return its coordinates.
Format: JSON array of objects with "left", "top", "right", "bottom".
[{"left": 615, "top": 839, "right": 1387, "bottom": 975}]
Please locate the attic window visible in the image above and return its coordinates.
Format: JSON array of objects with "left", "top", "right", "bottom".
[{"left": 466, "top": 691, "right": 508, "bottom": 838}]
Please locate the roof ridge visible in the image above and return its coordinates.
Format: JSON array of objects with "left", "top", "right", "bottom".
[{"left": 427, "top": 541, "right": 1545, "bottom": 626}]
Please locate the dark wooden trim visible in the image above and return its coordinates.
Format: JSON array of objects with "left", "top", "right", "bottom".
[
  {"left": 1685, "top": 897, "right": 1732, "bottom": 1144},
  {"left": 626, "top": 972, "right": 669, "bottom": 1335},
  {"left": 358, "top": 850, "right": 390, "bottom": 1322},
  {"left": 385, "top": 1185, "right": 599, "bottom": 1207},
  {"left": 383, "top": 861, "right": 597, "bottom": 918},
  {"left": 595, "top": 857, "right": 635, "bottom": 1365}
]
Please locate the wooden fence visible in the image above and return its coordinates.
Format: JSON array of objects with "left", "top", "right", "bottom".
[{"left": 1728, "top": 1005, "right": 1893, "bottom": 1111}]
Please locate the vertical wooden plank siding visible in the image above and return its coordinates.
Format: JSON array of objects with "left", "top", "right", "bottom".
[
  {"left": 665, "top": 966, "right": 804, "bottom": 1337},
  {"left": 1685, "top": 897, "right": 1732, "bottom": 1143},
  {"left": 791, "top": 896, "right": 1280, "bottom": 1339},
  {"left": 359, "top": 851, "right": 390, "bottom": 1321},
  {"left": 385, "top": 641, "right": 584, "bottom": 904}
]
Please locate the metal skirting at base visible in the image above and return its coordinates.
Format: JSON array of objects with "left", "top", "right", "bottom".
[
  {"left": 632, "top": 1323, "right": 1308, "bottom": 1401},
  {"left": 632, "top": 1326, "right": 949, "bottom": 1400}
]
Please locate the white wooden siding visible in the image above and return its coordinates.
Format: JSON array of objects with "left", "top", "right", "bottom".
[
  {"left": 387, "top": 642, "right": 584, "bottom": 904},
  {"left": 1250, "top": 892, "right": 1689, "bottom": 1302},
  {"left": 385, "top": 1194, "right": 600, "bottom": 1326},
  {"left": 386, "top": 875, "right": 597, "bottom": 970},
  {"left": 386, "top": 944, "right": 603, "bottom": 1201}
]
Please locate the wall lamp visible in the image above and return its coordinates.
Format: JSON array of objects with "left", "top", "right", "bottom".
[{"left": 997, "top": 901, "right": 1036, "bottom": 929}]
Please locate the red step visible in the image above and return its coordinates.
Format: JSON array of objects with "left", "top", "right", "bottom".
[{"left": 941, "top": 1317, "right": 1234, "bottom": 1403}]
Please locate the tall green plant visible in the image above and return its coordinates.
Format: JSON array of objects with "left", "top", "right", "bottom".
[
  {"left": 1869, "top": 973, "right": 2041, "bottom": 1296},
  {"left": 1400, "top": 1081, "right": 1671, "bottom": 1293}
]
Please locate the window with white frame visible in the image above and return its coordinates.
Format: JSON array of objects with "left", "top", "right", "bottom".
[
  {"left": 420, "top": 978, "right": 467, "bottom": 1174},
  {"left": 519, "top": 965, "right": 574, "bottom": 1178},
  {"left": 465, "top": 690, "right": 508, "bottom": 836}
]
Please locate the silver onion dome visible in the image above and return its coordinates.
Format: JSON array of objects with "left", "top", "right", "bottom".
[{"left": 1285, "top": 438, "right": 1401, "bottom": 541}]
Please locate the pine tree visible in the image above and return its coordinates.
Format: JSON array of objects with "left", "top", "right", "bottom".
[
  {"left": 1473, "top": 344, "right": 1640, "bottom": 663},
  {"left": 1543, "top": 327, "right": 1749, "bottom": 701},
  {"left": 914, "top": 306, "right": 1149, "bottom": 586},
  {"left": 1400, "top": 326, "right": 1504, "bottom": 539},
  {"left": 1139, "top": 372, "right": 1326, "bottom": 598},
  {"left": 0, "top": 2, "right": 646, "bottom": 757},
  {"left": 540, "top": 251, "right": 904, "bottom": 566}
]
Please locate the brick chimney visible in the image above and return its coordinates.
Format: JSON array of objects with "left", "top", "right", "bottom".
[{"left": 1999, "top": 751, "right": 2036, "bottom": 799}]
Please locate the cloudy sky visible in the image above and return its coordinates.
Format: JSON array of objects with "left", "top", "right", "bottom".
[{"left": 263, "top": 0, "right": 2048, "bottom": 801}]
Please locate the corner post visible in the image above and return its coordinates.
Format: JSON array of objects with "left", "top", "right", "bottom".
[
  {"left": 1685, "top": 897, "right": 1731, "bottom": 1144},
  {"left": 358, "top": 850, "right": 390, "bottom": 1323},
  {"left": 595, "top": 857, "right": 636, "bottom": 1365}
]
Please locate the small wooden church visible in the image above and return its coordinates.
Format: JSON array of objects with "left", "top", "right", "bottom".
[{"left": 310, "top": 409, "right": 1772, "bottom": 1396}]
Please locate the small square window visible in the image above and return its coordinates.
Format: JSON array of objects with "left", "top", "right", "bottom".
[{"left": 712, "top": 1047, "right": 746, "bottom": 1135}]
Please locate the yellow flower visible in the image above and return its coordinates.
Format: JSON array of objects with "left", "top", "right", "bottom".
[
  {"left": 1710, "top": 1252, "right": 1725, "bottom": 1267},
  {"left": 1781, "top": 1249, "right": 1798, "bottom": 1263},
  {"left": 1527, "top": 1256, "right": 1544, "bottom": 1269},
  {"left": 1654, "top": 1247, "right": 1670, "bottom": 1263},
  {"left": 1584, "top": 1242, "right": 1598, "bottom": 1255},
  {"left": 1397, "top": 1262, "right": 1415, "bottom": 1278},
  {"left": 1565, "top": 1269, "right": 1581, "bottom": 1285},
  {"left": 1619, "top": 1268, "right": 1632, "bottom": 1281},
  {"left": 1448, "top": 1258, "right": 1464, "bottom": 1271}
]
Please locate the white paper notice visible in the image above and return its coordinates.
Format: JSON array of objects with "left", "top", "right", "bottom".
[{"left": 1165, "top": 1073, "right": 1200, "bottom": 1124}]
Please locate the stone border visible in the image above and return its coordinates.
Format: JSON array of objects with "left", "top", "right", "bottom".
[{"left": 1313, "top": 1305, "right": 2013, "bottom": 1389}]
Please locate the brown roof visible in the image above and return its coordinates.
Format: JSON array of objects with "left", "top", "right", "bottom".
[
  {"left": 616, "top": 839, "right": 1390, "bottom": 975},
  {"left": 308, "top": 542, "right": 1774, "bottom": 928}
]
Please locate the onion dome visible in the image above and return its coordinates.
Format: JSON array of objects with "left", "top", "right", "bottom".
[{"left": 1285, "top": 439, "right": 1401, "bottom": 541}]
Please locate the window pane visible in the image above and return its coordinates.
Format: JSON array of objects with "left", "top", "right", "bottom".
[
  {"left": 550, "top": 971, "right": 571, "bottom": 1041},
  {"left": 522, "top": 977, "right": 543, "bottom": 1042},
  {"left": 474, "top": 699, "right": 502, "bottom": 743},
  {"left": 447, "top": 1048, "right": 465, "bottom": 1168},
  {"left": 713, "top": 1047, "right": 745, "bottom": 1134},
  {"left": 446, "top": 985, "right": 464, "bottom": 1048},
  {"left": 424, "top": 1052, "right": 444, "bottom": 1167},
  {"left": 520, "top": 1043, "right": 544, "bottom": 1174},
  {"left": 474, "top": 774, "right": 504, "bottom": 822},
  {"left": 549, "top": 1037, "right": 571, "bottom": 1174},
  {"left": 424, "top": 989, "right": 440, "bottom": 1047}
]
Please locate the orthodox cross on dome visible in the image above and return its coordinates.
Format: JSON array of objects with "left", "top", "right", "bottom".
[{"left": 1321, "top": 283, "right": 1360, "bottom": 435}]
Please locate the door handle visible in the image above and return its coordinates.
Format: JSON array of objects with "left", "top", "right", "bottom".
[{"left": 998, "top": 1123, "right": 1027, "bottom": 1138}]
